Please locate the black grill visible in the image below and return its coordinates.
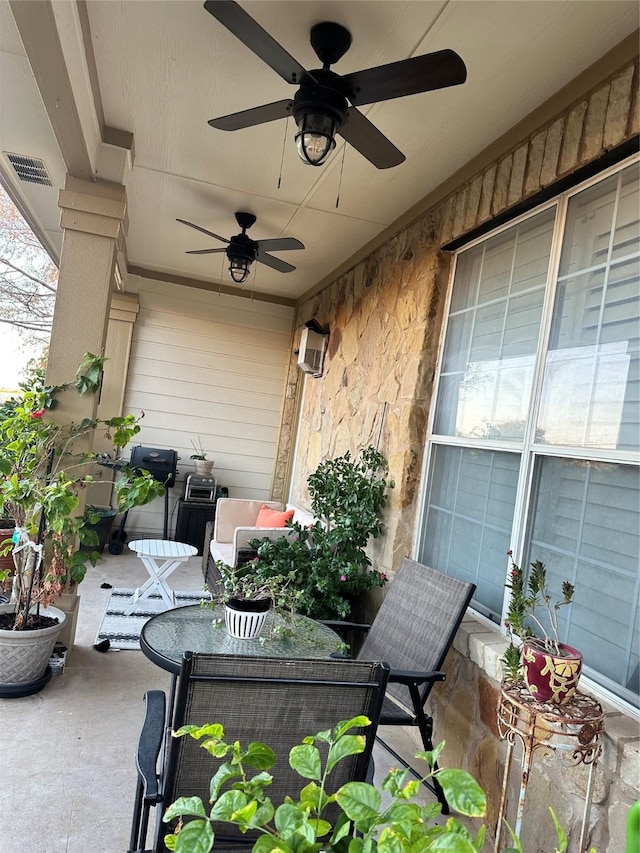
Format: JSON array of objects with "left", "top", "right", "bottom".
[{"left": 129, "top": 446, "right": 178, "bottom": 488}]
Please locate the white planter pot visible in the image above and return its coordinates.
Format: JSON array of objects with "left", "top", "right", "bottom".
[
  {"left": 0, "top": 603, "right": 66, "bottom": 686},
  {"left": 224, "top": 599, "right": 270, "bottom": 639},
  {"left": 193, "top": 460, "right": 214, "bottom": 476}
]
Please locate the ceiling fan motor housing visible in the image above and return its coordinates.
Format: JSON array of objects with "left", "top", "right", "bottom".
[
  {"left": 227, "top": 232, "right": 257, "bottom": 264},
  {"left": 293, "top": 70, "right": 348, "bottom": 130}
]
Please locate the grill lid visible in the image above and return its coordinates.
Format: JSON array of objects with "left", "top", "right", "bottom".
[{"left": 129, "top": 446, "right": 178, "bottom": 487}]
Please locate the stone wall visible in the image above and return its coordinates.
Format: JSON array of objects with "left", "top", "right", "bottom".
[
  {"left": 281, "top": 46, "right": 639, "bottom": 850},
  {"left": 288, "top": 53, "right": 638, "bottom": 580}
]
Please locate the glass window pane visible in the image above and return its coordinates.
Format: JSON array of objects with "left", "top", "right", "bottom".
[
  {"left": 419, "top": 446, "right": 519, "bottom": 621},
  {"left": 435, "top": 209, "right": 553, "bottom": 441},
  {"left": 526, "top": 457, "right": 640, "bottom": 702},
  {"left": 539, "top": 167, "right": 640, "bottom": 451}
]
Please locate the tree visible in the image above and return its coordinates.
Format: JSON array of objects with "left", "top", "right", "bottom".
[{"left": 0, "top": 185, "right": 57, "bottom": 344}]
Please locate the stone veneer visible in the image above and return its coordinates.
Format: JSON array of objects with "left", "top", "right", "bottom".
[{"left": 273, "top": 46, "right": 639, "bottom": 851}]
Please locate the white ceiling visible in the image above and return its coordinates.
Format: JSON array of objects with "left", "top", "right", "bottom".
[{"left": 0, "top": 1, "right": 638, "bottom": 301}]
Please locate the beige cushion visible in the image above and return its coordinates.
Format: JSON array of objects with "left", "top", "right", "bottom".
[{"left": 214, "top": 498, "right": 282, "bottom": 542}]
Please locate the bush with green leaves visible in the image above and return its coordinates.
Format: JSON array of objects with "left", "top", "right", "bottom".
[
  {"left": 249, "top": 447, "right": 393, "bottom": 620},
  {"left": 163, "top": 716, "right": 486, "bottom": 853},
  {"left": 0, "top": 353, "right": 164, "bottom": 629},
  {"left": 162, "top": 718, "right": 592, "bottom": 853}
]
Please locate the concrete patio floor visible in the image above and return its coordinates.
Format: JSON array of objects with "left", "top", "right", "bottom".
[{"left": 0, "top": 549, "right": 448, "bottom": 853}]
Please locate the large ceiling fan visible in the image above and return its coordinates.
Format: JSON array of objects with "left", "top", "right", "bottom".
[
  {"left": 177, "top": 211, "right": 304, "bottom": 283},
  {"left": 204, "top": 0, "right": 467, "bottom": 169}
]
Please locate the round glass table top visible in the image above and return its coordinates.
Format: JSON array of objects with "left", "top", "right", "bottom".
[{"left": 140, "top": 603, "right": 343, "bottom": 672}]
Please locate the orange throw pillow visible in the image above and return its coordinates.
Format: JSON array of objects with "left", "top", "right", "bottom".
[{"left": 255, "top": 505, "right": 295, "bottom": 528}]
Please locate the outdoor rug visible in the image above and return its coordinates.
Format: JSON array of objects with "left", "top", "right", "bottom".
[{"left": 95, "top": 587, "right": 210, "bottom": 650}]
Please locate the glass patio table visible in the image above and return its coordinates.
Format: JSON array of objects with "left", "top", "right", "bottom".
[{"left": 140, "top": 603, "right": 343, "bottom": 674}]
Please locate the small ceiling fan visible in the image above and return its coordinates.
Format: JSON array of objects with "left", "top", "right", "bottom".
[
  {"left": 204, "top": 0, "right": 466, "bottom": 169},
  {"left": 177, "top": 211, "right": 304, "bottom": 283}
]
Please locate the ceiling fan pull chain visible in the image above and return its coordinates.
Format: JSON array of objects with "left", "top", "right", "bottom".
[
  {"left": 218, "top": 254, "right": 225, "bottom": 296},
  {"left": 277, "top": 115, "right": 290, "bottom": 189},
  {"left": 335, "top": 141, "right": 347, "bottom": 209}
]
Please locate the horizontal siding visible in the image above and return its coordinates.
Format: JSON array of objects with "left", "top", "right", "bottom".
[{"left": 121, "top": 278, "right": 294, "bottom": 537}]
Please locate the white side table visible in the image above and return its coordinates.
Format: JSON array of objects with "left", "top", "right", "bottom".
[{"left": 125, "top": 539, "right": 198, "bottom": 614}]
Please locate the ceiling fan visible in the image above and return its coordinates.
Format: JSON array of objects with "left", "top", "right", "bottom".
[
  {"left": 177, "top": 211, "right": 304, "bottom": 283},
  {"left": 204, "top": 0, "right": 467, "bottom": 169}
]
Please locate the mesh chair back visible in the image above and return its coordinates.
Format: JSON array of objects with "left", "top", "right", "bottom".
[
  {"left": 358, "top": 557, "right": 475, "bottom": 712},
  {"left": 163, "top": 654, "right": 389, "bottom": 848}
]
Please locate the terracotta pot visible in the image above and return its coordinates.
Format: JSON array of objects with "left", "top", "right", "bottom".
[{"left": 522, "top": 639, "right": 582, "bottom": 704}]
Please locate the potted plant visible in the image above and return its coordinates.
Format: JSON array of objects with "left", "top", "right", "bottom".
[
  {"left": 206, "top": 559, "right": 303, "bottom": 639},
  {"left": 190, "top": 438, "right": 213, "bottom": 476},
  {"left": 162, "top": 717, "right": 487, "bottom": 852},
  {"left": 502, "top": 550, "right": 581, "bottom": 704},
  {"left": 0, "top": 353, "right": 165, "bottom": 696},
  {"left": 249, "top": 446, "right": 393, "bottom": 621}
]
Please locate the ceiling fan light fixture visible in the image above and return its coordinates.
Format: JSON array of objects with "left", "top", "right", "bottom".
[
  {"left": 295, "top": 111, "right": 337, "bottom": 166},
  {"left": 228, "top": 256, "right": 252, "bottom": 283}
]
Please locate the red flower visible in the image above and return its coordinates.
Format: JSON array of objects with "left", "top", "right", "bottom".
[
  {"left": 380, "top": 573, "right": 387, "bottom": 581},
  {"left": 511, "top": 569, "right": 519, "bottom": 577},
  {"left": 507, "top": 549, "right": 513, "bottom": 556},
  {"left": 30, "top": 409, "right": 45, "bottom": 419}
]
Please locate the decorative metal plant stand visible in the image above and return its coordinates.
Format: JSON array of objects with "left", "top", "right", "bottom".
[{"left": 494, "top": 680, "right": 604, "bottom": 853}]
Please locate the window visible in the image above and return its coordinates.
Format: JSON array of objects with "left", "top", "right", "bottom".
[{"left": 419, "top": 159, "right": 640, "bottom": 705}]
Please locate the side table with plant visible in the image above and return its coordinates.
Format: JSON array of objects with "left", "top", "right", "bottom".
[
  {"left": 0, "top": 353, "right": 165, "bottom": 695},
  {"left": 502, "top": 550, "right": 581, "bottom": 704}
]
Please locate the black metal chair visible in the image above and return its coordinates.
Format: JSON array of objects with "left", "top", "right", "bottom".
[
  {"left": 323, "top": 556, "right": 476, "bottom": 814},
  {"left": 128, "top": 653, "right": 390, "bottom": 853}
]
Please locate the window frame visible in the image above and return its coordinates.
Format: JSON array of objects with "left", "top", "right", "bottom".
[{"left": 416, "top": 152, "right": 640, "bottom": 714}]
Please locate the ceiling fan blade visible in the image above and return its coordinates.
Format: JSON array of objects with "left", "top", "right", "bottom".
[
  {"left": 256, "top": 249, "right": 296, "bottom": 273},
  {"left": 186, "top": 248, "right": 228, "bottom": 255},
  {"left": 338, "top": 108, "right": 405, "bottom": 169},
  {"left": 176, "top": 218, "right": 229, "bottom": 243},
  {"left": 204, "top": 0, "right": 308, "bottom": 84},
  {"left": 209, "top": 99, "right": 293, "bottom": 131},
  {"left": 255, "top": 237, "right": 305, "bottom": 252},
  {"left": 342, "top": 49, "right": 467, "bottom": 107}
]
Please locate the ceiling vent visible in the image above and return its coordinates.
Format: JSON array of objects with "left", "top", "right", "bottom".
[
  {"left": 6, "top": 153, "right": 52, "bottom": 186},
  {"left": 297, "top": 327, "right": 328, "bottom": 378}
]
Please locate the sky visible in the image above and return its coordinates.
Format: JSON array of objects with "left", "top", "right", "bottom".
[{"left": 0, "top": 325, "right": 40, "bottom": 391}]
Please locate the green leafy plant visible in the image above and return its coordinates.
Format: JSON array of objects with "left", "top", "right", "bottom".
[
  {"left": 207, "top": 559, "right": 303, "bottom": 612},
  {"left": 163, "top": 717, "right": 487, "bottom": 853},
  {"left": 189, "top": 437, "right": 207, "bottom": 460},
  {"left": 502, "top": 550, "right": 575, "bottom": 681},
  {"left": 0, "top": 353, "right": 165, "bottom": 631},
  {"left": 250, "top": 447, "right": 393, "bottom": 620}
]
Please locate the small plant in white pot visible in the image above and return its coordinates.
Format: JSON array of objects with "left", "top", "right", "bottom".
[
  {"left": 206, "top": 559, "right": 303, "bottom": 640},
  {"left": 189, "top": 438, "right": 213, "bottom": 475},
  {"left": 502, "top": 550, "right": 580, "bottom": 704}
]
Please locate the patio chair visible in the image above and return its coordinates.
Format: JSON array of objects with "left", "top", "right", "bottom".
[
  {"left": 128, "top": 652, "right": 390, "bottom": 853},
  {"left": 323, "top": 556, "right": 476, "bottom": 814}
]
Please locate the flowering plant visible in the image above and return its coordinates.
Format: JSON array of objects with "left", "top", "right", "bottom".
[
  {"left": 0, "top": 354, "right": 165, "bottom": 630},
  {"left": 248, "top": 447, "right": 392, "bottom": 621},
  {"left": 502, "top": 550, "right": 575, "bottom": 681}
]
